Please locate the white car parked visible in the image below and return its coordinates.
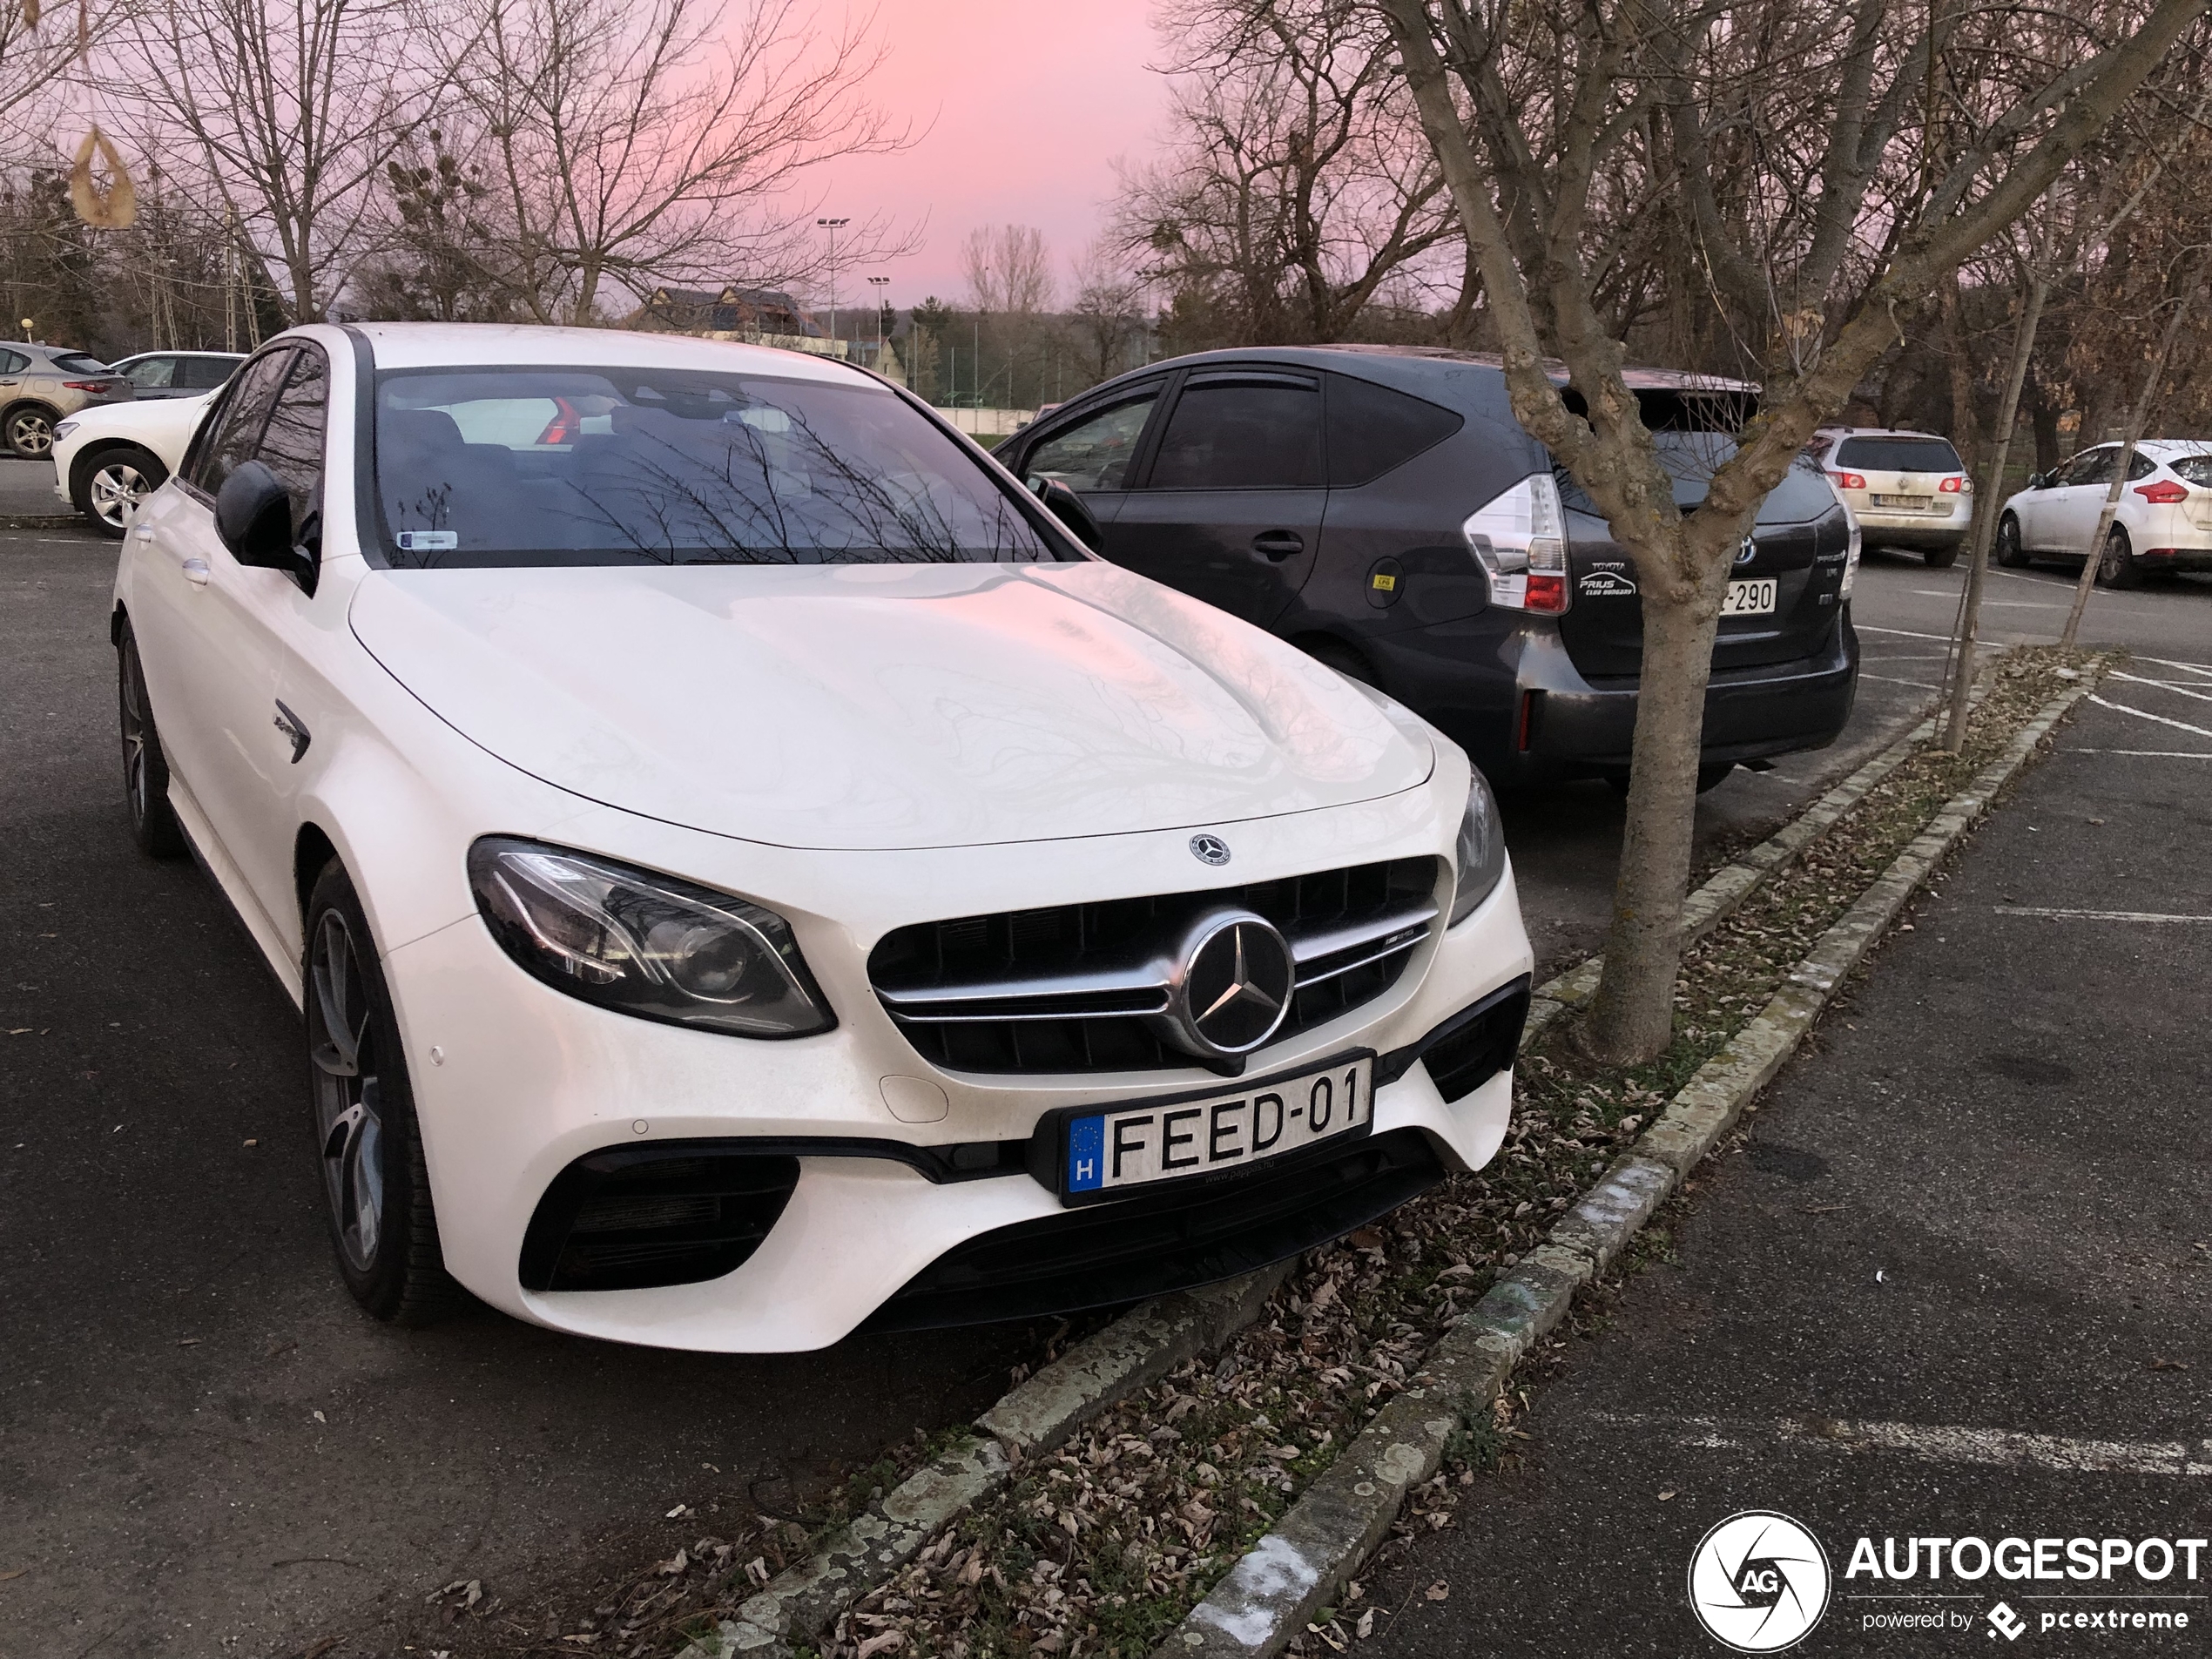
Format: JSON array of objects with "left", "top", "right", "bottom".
[
  {"left": 1996, "top": 440, "right": 2212, "bottom": 589},
  {"left": 1803, "top": 428, "right": 1972, "bottom": 565},
  {"left": 113, "top": 323, "right": 1534, "bottom": 1352},
  {"left": 52, "top": 391, "right": 217, "bottom": 536}
]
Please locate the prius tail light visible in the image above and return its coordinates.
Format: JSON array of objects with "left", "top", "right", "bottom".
[{"left": 1464, "top": 472, "right": 1570, "bottom": 614}]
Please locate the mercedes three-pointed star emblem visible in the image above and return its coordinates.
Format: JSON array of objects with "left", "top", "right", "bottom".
[{"left": 1170, "top": 910, "right": 1296, "bottom": 1058}]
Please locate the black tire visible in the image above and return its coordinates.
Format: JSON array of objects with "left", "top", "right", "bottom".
[
  {"left": 1994, "top": 514, "right": 2029, "bottom": 569},
  {"left": 75, "top": 445, "right": 168, "bottom": 538},
  {"left": 1298, "top": 635, "right": 1379, "bottom": 688},
  {"left": 304, "top": 860, "right": 458, "bottom": 1325},
  {"left": 3, "top": 401, "right": 57, "bottom": 458},
  {"left": 1923, "top": 543, "right": 1959, "bottom": 569},
  {"left": 2094, "top": 524, "right": 2143, "bottom": 590},
  {"left": 117, "top": 624, "right": 187, "bottom": 859}
]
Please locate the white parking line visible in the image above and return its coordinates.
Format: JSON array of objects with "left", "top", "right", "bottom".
[
  {"left": 2141, "top": 655, "right": 2212, "bottom": 678},
  {"left": 2067, "top": 748, "right": 2212, "bottom": 759},
  {"left": 1854, "top": 624, "right": 1958, "bottom": 642},
  {"left": 1592, "top": 1413, "right": 2212, "bottom": 1476},
  {"left": 1912, "top": 591, "right": 2062, "bottom": 607},
  {"left": 2109, "top": 670, "right": 2212, "bottom": 704},
  {"left": 1996, "top": 906, "right": 2212, "bottom": 923},
  {"left": 1859, "top": 672, "right": 1942, "bottom": 690},
  {"left": 2087, "top": 694, "right": 2212, "bottom": 739}
]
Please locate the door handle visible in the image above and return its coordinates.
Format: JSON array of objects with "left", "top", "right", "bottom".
[
  {"left": 1252, "top": 530, "right": 1304, "bottom": 561},
  {"left": 181, "top": 558, "right": 211, "bottom": 587}
]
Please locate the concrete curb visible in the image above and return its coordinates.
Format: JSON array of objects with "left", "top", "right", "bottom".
[
  {"left": 1150, "top": 669, "right": 2097, "bottom": 1659},
  {"left": 678, "top": 1267, "right": 1292, "bottom": 1658}
]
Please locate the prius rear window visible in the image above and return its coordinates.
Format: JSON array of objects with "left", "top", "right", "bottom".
[{"left": 372, "top": 367, "right": 1064, "bottom": 568}]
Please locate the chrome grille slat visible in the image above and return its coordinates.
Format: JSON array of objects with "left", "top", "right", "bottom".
[{"left": 867, "top": 858, "right": 1441, "bottom": 1076}]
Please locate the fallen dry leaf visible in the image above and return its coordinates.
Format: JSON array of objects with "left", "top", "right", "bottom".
[{"left": 1424, "top": 1581, "right": 1449, "bottom": 1602}]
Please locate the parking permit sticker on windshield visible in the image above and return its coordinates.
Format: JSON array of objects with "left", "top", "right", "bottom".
[{"left": 395, "top": 530, "right": 458, "bottom": 552}]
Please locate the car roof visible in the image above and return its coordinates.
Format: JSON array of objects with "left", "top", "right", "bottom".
[
  {"left": 341, "top": 320, "right": 867, "bottom": 386},
  {"left": 118, "top": 348, "right": 246, "bottom": 359},
  {"left": 1814, "top": 427, "right": 1956, "bottom": 441},
  {"left": 1062, "top": 343, "right": 1757, "bottom": 427},
  {"left": 0, "top": 341, "right": 91, "bottom": 358},
  {"left": 2076, "top": 437, "right": 2212, "bottom": 457}
]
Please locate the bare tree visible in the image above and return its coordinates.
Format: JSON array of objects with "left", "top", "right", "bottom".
[
  {"left": 1115, "top": 0, "right": 1460, "bottom": 345},
  {"left": 448, "top": 0, "right": 907, "bottom": 325},
  {"left": 962, "top": 224, "right": 1054, "bottom": 316},
  {"left": 125, "top": 0, "right": 435, "bottom": 320},
  {"left": 1377, "top": 0, "right": 2211, "bottom": 1062},
  {"left": 1069, "top": 238, "right": 1148, "bottom": 382}
]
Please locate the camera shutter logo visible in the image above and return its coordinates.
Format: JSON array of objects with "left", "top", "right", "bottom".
[{"left": 1686, "top": 1511, "right": 1831, "bottom": 1652}]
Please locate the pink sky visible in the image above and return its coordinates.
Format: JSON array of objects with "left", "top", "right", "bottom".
[{"left": 803, "top": 4, "right": 1170, "bottom": 314}]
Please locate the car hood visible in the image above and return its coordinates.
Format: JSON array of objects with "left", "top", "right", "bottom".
[
  {"left": 347, "top": 561, "right": 1433, "bottom": 851},
  {"left": 63, "top": 392, "right": 213, "bottom": 462}
]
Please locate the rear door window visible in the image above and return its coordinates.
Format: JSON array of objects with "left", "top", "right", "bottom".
[
  {"left": 181, "top": 356, "right": 240, "bottom": 390},
  {"left": 1022, "top": 391, "right": 1158, "bottom": 490},
  {"left": 1832, "top": 435, "right": 1962, "bottom": 473},
  {"left": 1148, "top": 373, "right": 1324, "bottom": 489},
  {"left": 1325, "top": 374, "right": 1462, "bottom": 486}
]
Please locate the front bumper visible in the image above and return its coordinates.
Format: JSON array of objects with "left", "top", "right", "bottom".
[{"left": 381, "top": 799, "right": 1534, "bottom": 1352}]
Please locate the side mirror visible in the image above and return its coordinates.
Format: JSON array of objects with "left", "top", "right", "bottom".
[
  {"left": 1028, "top": 475, "right": 1104, "bottom": 554},
  {"left": 2027, "top": 472, "right": 2047, "bottom": 489},
  {"left": 215, "top": 460, "right": 316, "bottom": 592}
]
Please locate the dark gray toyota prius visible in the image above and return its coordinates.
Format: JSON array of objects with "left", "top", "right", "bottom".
[{"left": 994, "top": 345, "right": 1860, "bottom": 792}]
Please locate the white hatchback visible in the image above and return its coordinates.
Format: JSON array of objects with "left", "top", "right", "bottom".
[
  {"left": 111, "top": 323, "right": 1535, "bottom": 1352},
  {"left": 1996, "top": 440, "right": 2212, "bottom": 589},
  {"left": 1804, "top": 428, "right": 1972, "bottom": 565}
]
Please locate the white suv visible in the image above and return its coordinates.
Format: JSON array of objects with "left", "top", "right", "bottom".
[
  {"left": 1804, "top": 428, "right": 1971, "bottom": 566},
  {"left": 1996, "top": 440, "right": 2212, "bottom": 589}
]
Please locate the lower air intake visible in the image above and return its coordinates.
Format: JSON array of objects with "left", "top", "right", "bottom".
[{"left": 520, "top": 1143, "right": 800, "bottom": 1292}]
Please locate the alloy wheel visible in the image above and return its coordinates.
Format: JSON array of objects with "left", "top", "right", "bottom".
[
  {"left": 89, "top": 461, "right": 151, "bottom": 529},
  {"left": 310, "top": 909, "right": 387, "bottom": 1273},
  {"left": 6, "top": 408, "right": 53, "bottom": 456},
  {"left": 118, "top": 644, "right": 152, "bottom": 831}
]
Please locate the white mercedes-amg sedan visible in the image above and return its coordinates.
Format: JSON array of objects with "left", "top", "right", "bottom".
[{"left": 112, "top": 323, "right": 1534, "bottom": 1352}]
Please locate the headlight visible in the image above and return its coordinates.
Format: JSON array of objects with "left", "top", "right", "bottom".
[
  {"left": 52, "top": 420, "right": 78, "bottom": 442},
  {"left": 467, "top": 838, "right": 835, "bottom": 1038},
  {"left": 1449, "top": 771, "right": 1506, "bottom": 926}
]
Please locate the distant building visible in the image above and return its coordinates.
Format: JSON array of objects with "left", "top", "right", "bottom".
[{"left": 626, "top": 283, "right": 904, "bottom": 385}]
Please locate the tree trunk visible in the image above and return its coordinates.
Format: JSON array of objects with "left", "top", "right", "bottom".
[
  {"left": 2027, "top": 385, "right": 2062, "bottom": 475},
  {"left": 1939, "top": 274, "right": 1985, "bottom": 482},
  {"left": 1584, "top": 578, "right": 1723, "bottom": 1061},
  {"left": 1942, "top": 272, "right": 2048, "bottom": 751}
]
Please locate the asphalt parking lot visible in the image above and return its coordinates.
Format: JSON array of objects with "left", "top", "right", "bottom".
[
  {"left": 4, "top": 452, "right": 2208, "bottom": 1656},
  {"left": 1361, "top": 673, "right": 2212, "bottom": 1656}
]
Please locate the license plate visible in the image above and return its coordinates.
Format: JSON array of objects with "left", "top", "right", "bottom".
[
  {"left": 1722, "top": 577, "right": 1777, "bottom": 616},
  {"left": 1060, "top": 1054, "right": 1373, "bottom": 1202},
  {"left": 1870, "top": 494, "right": 1932, "bottom": 509}
]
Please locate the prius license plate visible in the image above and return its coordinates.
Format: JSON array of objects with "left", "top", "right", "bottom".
[
  {"left": 1723, "top": 578, "right": 1777, "bottom": 616},
  {"left": 1060, "top": 1055, "right": 1373, "bottom": 1203}
]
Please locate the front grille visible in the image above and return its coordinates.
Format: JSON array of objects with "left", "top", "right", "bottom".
[
  {"left": 519, "top": 1143, "right": 801, "bottom": 1292},
  {"left": 863, "top": 1128, "right": 1445, "bottom": 1332},
  {"left": 868, "top": 858, "right": 1442, "bottom": 1075}
]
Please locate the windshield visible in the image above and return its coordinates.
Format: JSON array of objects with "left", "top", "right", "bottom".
[
  {"left": 374, "top": 367, "right": 1065, "bottom": 570},
  {"left": 1833, "top": 435, "right": 1961, "bottom": 473}
]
